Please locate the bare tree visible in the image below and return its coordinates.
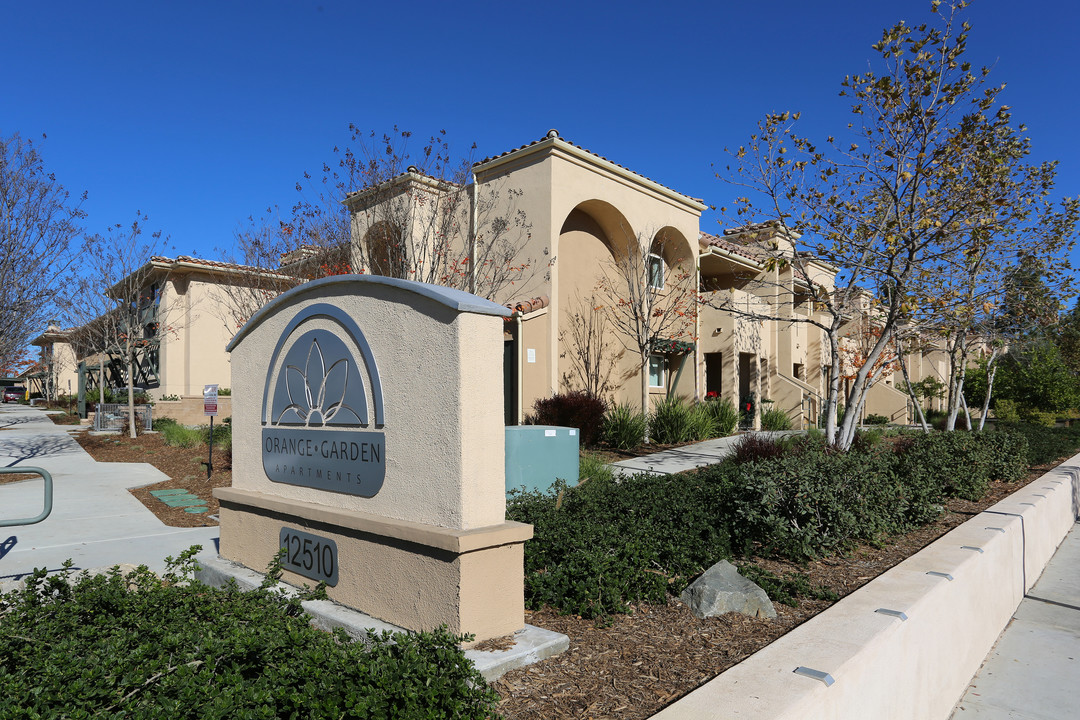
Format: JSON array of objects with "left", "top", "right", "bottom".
[
  {"left": 560, "top": 294, "right": 624, "bottom": 400},
  {"left": 213, "top": 209, "right": 304, "bottom": 332},
  {"left": 340, "top": 128, "right": 541, "bottom": 302},
  {"left": 65, "top": 215, "right": 172, "bottom": 438},
  {"left": 217, "top": 127, "right": 543, "bottom": 328},
  {"left": 0, "top": 132, "right": 85, "bottom": 368},
  {"left": 596, "top": 229, "right": 697, "bottom": 443}
]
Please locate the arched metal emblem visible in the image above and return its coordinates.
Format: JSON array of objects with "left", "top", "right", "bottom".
[{"left": 261, "top": 304, "right": 385, "bottom": 497}]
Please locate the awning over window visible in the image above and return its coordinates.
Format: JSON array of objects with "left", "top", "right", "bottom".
[{"left": 651, "top": 338, "right": 695, "bottom": 355}]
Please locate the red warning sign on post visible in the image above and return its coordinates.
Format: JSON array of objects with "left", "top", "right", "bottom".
[{"left": 203, "top": 384, "right": 219, "bottom": 416}]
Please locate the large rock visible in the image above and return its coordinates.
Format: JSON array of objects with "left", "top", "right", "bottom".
[{"left": 680, "top": 560, "right": 777, "bottom": 619}]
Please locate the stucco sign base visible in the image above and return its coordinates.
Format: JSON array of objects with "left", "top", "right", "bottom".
[{"left": 216, "top": 487, "right": 532, "bottom": 643}]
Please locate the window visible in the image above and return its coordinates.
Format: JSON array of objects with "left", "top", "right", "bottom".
[
  {"left": 648, "top": 253, "right": 665, "bottom": 290},
  {"left": 648, "top": 354, "right": 666, "bottom": 388}
]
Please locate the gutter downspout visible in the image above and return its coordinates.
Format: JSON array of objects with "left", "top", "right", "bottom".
[
  {"left": 516, "top": 312, "right": 524, "bottom": 424},
  {"left": 469, "top": 172, "right": 478, "bottom": 296}
]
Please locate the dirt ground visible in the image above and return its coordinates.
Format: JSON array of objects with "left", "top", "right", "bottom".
[
  {"left": 492, "top": 472, "right": 1043, "bottom": 720},
  {"left": 64, "top": 414, "right": 1063, "bottom": 719}
]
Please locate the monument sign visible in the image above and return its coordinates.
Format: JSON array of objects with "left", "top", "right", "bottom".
[{"left": 214, "top": 276, "right": 532, "bottom": 642}]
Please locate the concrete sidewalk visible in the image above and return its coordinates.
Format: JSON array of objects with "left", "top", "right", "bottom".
[
  {"left": 950, "top": 521, "right": 1080, "bottom": 719},
  {"left": 0, "top": 405, "right": 218, "bottom": 585},
  {"left": 608, "top": 431, "right": 795, "bottom": 477}
]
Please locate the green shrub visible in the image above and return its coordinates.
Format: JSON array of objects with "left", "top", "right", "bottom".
[
  {"left": 925, "top": 409, "right": 949, "bottom": 431},
  {"left": 686, "top": 402, "right": 718, "bottom": 441},
  {"left": 864, "top": 413, "right": 889, "bottom": 425},
  {"left": 649, "top": 395, "right": 694, "bottom": 444},
  {"left": 217, "top": 387, "right": 232, "bottom": 396},
  {"left": 578, "top": 452, "right": 614, "bottom": 484},
  {"left": 993, "top": 398, "right": 1020, "bottom": 422},
  {"left": 151, "top": 416, "right": 176, "bottom": 431},
  {"left": 738, "top": 564, "right": 839, "bottom": 607},
  {"left": 760, "top": 406, "right": 793, "bottom": 431},
  {"left": 1020, "top": 407, "right": 1058, "bottom": 427},
  {"left": 84, "top": 388, "right": 118, "bottom": 404},
  {"left": 0, "top": 549, "right": 497, "bottom": 719},
  {"left": 730, "top": 433, "right": 789, "bottom": 464},
  {"left": 528, "top": 391, "right": 607, "bottom": 447},
  {"left": 978, "top": 429, "right": 1029, "bottom": 483},
  {"left": 1000, "top": 422, "right": 1080, "bottom": 466},
  {"left": 893, "top": 431, "right": 998, "bottom": 503},
  {"left": 159, "top": 422, "right": 204, "bottom": 448},
  {"left": 508, "top": 472, "right": 733, "bottom": 617},
  {"left": 719, "top": 447, "right": 902, "bottom": 560},
  {"left": 205, "top": 420, "right": 232, "bottom": 450},
  {"left": 603, "top": 402, "right": 648, "bottom": 450},
  {"left": 704, "top": 397, "right": 739, "bottom": 436}
]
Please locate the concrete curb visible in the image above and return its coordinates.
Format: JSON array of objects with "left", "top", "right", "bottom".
[
  {"left": 195, "top": 553, "right": 569, "bottom": 681},
  {"left": 651, "top": 454, "right": 1080, "bottom": 720}
]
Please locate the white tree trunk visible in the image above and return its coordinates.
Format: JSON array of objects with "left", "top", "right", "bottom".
[
  {"left": 977, "top": 350, "right": 1000, "bottom": 431},
  {"left": 640, "top": 351, "right": 651, "bottom": 444}
]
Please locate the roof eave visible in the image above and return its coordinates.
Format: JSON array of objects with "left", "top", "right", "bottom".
[{"left": 474, "top": 137, "right": 708, "bottom": 214}]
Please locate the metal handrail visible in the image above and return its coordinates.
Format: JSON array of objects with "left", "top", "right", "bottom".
[{"left": 0, "top": 467, "right": 53, "bottom": 527}]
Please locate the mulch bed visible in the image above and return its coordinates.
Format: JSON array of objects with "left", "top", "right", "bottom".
[
  {"left": 493, "top": 466, "right": 1052, "bottom": 720},
  {"left": 72, "top": 430, "right": 230, "bottom": 528}
]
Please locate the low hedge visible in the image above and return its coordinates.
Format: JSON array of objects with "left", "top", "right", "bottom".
[
  {"left": 1000, "top": 422, "right": 1080, "bottom": 466},
  {"left": 510, "top": 427, "right": 1045, "bottom": 616},
  {"left": 0, "top": 549, "right": 498, "bottom": 719},
  {"left": 508, "top": 474, "right": 732, "bottom": 618}
]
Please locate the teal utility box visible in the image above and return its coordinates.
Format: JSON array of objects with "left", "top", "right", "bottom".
[{"left": 505, "top": 425, "right": 580, "bottom": 495}]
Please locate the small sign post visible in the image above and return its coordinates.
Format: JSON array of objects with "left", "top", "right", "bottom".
[{"left": 203, "top": 384, "right": 218, "bottom": 479}]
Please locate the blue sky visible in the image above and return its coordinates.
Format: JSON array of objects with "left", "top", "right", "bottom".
[{"left": 5, "top": 0, "right": 1078, "bottom": 264}]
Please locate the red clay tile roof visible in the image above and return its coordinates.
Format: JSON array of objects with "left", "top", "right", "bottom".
[
  {"left": 475, "top": 130, "right": 705, "bottom": 205},
  {"left": 148, "top": 255, "right": 290, "bottom": 276},
  {"left": 698, "top": 231, "right": 766, "bottom": 262},
  {"left": 344, "top": 166, "right": 460, "bottom": 199},
  {"left": 503, "top": 294, "right": 550, "bottom": 317}
]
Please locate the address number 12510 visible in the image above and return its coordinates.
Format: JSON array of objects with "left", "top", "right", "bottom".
[{"left": 278, "top": 527, "right": 339, "bottom": 587}]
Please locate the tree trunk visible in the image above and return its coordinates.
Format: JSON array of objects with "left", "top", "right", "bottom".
[
  {"left": 897, "top": 339, "right": 930, "bottom": 432},
  {"left": 126, "top": 345, "right": 137, "bottom": 439},
  {"left": 835, "top": 326, "right": 893, "bottom": 451},
  {"left": 977, "top": 349, "right": 1001, "bottom": 431},
  {"left": 945, "top": 334, "right": 968, "bottom": 432},
  {"left": 98, "top": 350, "right": 105, "bottom": 418},
  {"left": 640, "top": 351, "right": 650, "bottom": 445},
  {"left": 824, "top": 333, "right": 841, "bottom": 445}
]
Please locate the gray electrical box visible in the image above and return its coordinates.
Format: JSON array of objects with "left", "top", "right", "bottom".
[{"left": 505, "top": 425, "right": 580, "bottom": 495}]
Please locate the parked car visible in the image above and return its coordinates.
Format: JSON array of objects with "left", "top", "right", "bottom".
[{"left": 2, "top": 386, "right": 26, "bottom": 403}]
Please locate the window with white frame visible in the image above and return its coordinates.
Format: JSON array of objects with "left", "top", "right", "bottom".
[
  {"left": 647, "top": 253, "right": 665, "bottom": 290},
  {"left": 648, "top": 354, "right": 666, "bottom": 388}
]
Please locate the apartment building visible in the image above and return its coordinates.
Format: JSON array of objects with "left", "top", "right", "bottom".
[{"left": 31, "top": 130, "right": 955, "bottom": 429}]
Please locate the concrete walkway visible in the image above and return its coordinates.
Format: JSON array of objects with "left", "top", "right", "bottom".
[
  {"left": 0, "top": 404, "right": 218, "bottom": 585},
  {"left": 608, "top": 431, "right": 795, "bottom": 476},
  {"left": 950, "top": 521, "right": 1080, "bottom": 719}
]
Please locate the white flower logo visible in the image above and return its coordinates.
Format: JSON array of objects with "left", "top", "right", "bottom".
[{"left": 275, "top": 338, "right": 361, "bottom": 426}]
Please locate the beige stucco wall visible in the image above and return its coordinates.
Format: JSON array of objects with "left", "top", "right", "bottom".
[
  {"left": 50, "top": 341, "right": 79, "bottom": 398},
  {"left": 155, "top": 396, "right": 232, "bottom": 425},
  {"left": 228, "top": 277, "right": 507, "bottom": 531},
  {"left": 473, "top": 137, "right": 704, "bottom": 414},
  {"left": 516, "top": 310, "right": 551, "bottom": 421},
  {"left": 216, "top": 490, "right": 530, "bottom": 641},
  {"left": 156, "top": 276, "right": 237, "bottom": 399}
]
